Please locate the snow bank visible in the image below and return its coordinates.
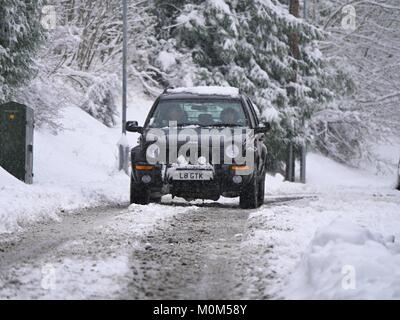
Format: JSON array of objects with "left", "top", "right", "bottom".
[
  {"left": 167, "top": 86, "right": 240, "bottom": 97},
  {"left": 284, "top": 218, "right": 400, "bottom": 299},
  {"left": 265, "top": 173, "right": 312, "bottom": 195},
  {"left": 243, "top": 152, "right": 400, "bottom": 300},
  {"left": 265, "top": 152, "right": 391, "bottom": 196},
  {"left": 306, "top": 153, "right": 390, "bottom": 189},
  {"left": 0, "top": 106, "right": 130, "bottom": 232},
  {"left": 0, "top": 93, "right": 153, "bottom": 234},
  {"left": 0, "top": 166, "right": 22, "bottom": 187},
  {"left": 34, "top": 106, "right": 120, "bottom": 184}
]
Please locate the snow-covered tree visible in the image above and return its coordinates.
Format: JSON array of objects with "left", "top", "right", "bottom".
[
  {"left": 0, "top": 0, "right": 43, "bottom": 103},
  {"left": 151, "top": 0, "right": 334, "bottom": 171},
  {"left": 19, "top": 0, "right": 157, "bottom": 127},
  {"left": 305, "top": 0, "right": 400, "bottom": 169}
]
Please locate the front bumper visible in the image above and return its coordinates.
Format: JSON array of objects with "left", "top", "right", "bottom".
[{"left": 132, "top": 163, "right": 254, "bottom": 200}]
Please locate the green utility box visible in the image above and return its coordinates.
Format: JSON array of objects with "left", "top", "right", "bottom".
[{"left": 0, "top": 102, "right": 34, "bottom": 184}]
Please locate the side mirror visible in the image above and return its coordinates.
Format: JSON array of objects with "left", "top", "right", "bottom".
[
  {"left": 254, "top": 122, "right": 271, "bottom": 134},
  {"left": 126, "top": 121, "right": 143, "bottom": 134}
]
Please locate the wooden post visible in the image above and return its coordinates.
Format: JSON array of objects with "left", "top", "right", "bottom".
[
  {"left": 286, "top": 143, "right": 294, "bottom": 182},
  {"left": 300, "top": 143, "right": 306, "bottom": 183},
  {"left": 285, "top": 0, "right": 301, "bottom": 183},
  {"left": 291, "top": 144, "right": 296, "bottom": 182}
]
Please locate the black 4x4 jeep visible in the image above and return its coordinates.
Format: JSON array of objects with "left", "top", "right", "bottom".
[{"left": 126, "top": 87, "right": 270, "bottom": 209}]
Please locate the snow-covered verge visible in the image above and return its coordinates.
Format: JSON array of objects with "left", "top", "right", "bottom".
[
  {"left": 243, "top": 153, "right": 400, "bottom": 300},
  {"left": 285, "top": 217, "right": 400, "bottom": 299},
  {"left": 0, "top": 92, "right": 153, "bottom": 234}
]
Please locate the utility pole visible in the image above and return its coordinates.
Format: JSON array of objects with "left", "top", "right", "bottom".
[
  {"left": 286, "top": 138, "right": 295, "bottom": 182},
  {"left": 118, "top": 0, "right": 129, "bottom": 174},
  {"left": 285, "top": 0, "right": 307, "bottom": 184},
  {"left": 300, "top": 0, "right": 307, "bottom": 184},
  {"left": 286, "top": 0, "right": 300, "bottom": 183}
]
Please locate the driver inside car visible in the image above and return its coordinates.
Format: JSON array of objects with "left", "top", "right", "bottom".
[
  {"left": 220, "top": 108, "right": 239, "bottom": 125},
  {"left": 165, "top": 105, "right": 187, "bottom": 125}
]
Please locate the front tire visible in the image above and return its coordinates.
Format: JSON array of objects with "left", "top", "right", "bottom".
[
  {"left": 130, "top": 175, "right": 150, "bottom": 205},
  {"left": 150, "top": 194, "right": 162, "bottom": 203},
  {"left": 240, "top": 176, "right": 259, "bottom": 209},
  {"left": 257, "top": 173, "right": 266, "bottom": 205}
]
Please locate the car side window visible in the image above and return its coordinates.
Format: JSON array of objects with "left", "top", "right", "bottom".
[
  {"left": 242, "top": 98, "right": 256, "bottom": 128},
  {"left": 246, "top": 97, "right": 259, "bottom": 127},
  {"left": 242, "top": 97, "right": 258, "bottom": 128}
]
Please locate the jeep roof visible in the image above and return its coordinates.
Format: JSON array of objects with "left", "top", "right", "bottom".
[{"left": 160, "top": 86, "right": 242, "bottom": 101}]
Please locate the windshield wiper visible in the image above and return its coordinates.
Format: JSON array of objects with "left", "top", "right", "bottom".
[
  {"left": 176, "top": 123, "right": 199, "bottom": 127},
  {"left": 206, "top": 123, "right": 241, "bottom": 128}
]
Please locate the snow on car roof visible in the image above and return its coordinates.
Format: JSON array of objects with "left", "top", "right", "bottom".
[{"left": 166, "top": 86, "right": 240, "bottom": 97}]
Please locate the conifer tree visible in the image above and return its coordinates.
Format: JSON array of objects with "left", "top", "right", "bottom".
[
  {"left": 156, "top": 0, "right": 333, "bottom": 170},
  {"left": 0, "top": 0, "right": 43, "bottom": 102}
]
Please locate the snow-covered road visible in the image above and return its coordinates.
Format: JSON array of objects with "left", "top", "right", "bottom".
[
  {"left": 1, "top": 173, "right": 398, "bottom": 300},
  {"left": 0, "top": 200, "right": 194, "bottom": 299},
  {"left": 0, "top": 194, "right": 308, "bottom": 300}
]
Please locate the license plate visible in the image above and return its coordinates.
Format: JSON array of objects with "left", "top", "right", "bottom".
[{"left": 172, "top": 170, "right": 213, "bottom": 181}]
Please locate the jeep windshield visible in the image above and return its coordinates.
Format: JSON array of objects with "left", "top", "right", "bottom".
[{"left": 147, "top": 99, "right": 248, "bottom": 128}]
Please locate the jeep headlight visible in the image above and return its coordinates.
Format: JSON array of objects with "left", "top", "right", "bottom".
[
  {"left": 146, "top": 143, "right": 161, "bottom": 161},
  {"left": 225, "top": 144, "right": 240, "bottom": 159}
]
